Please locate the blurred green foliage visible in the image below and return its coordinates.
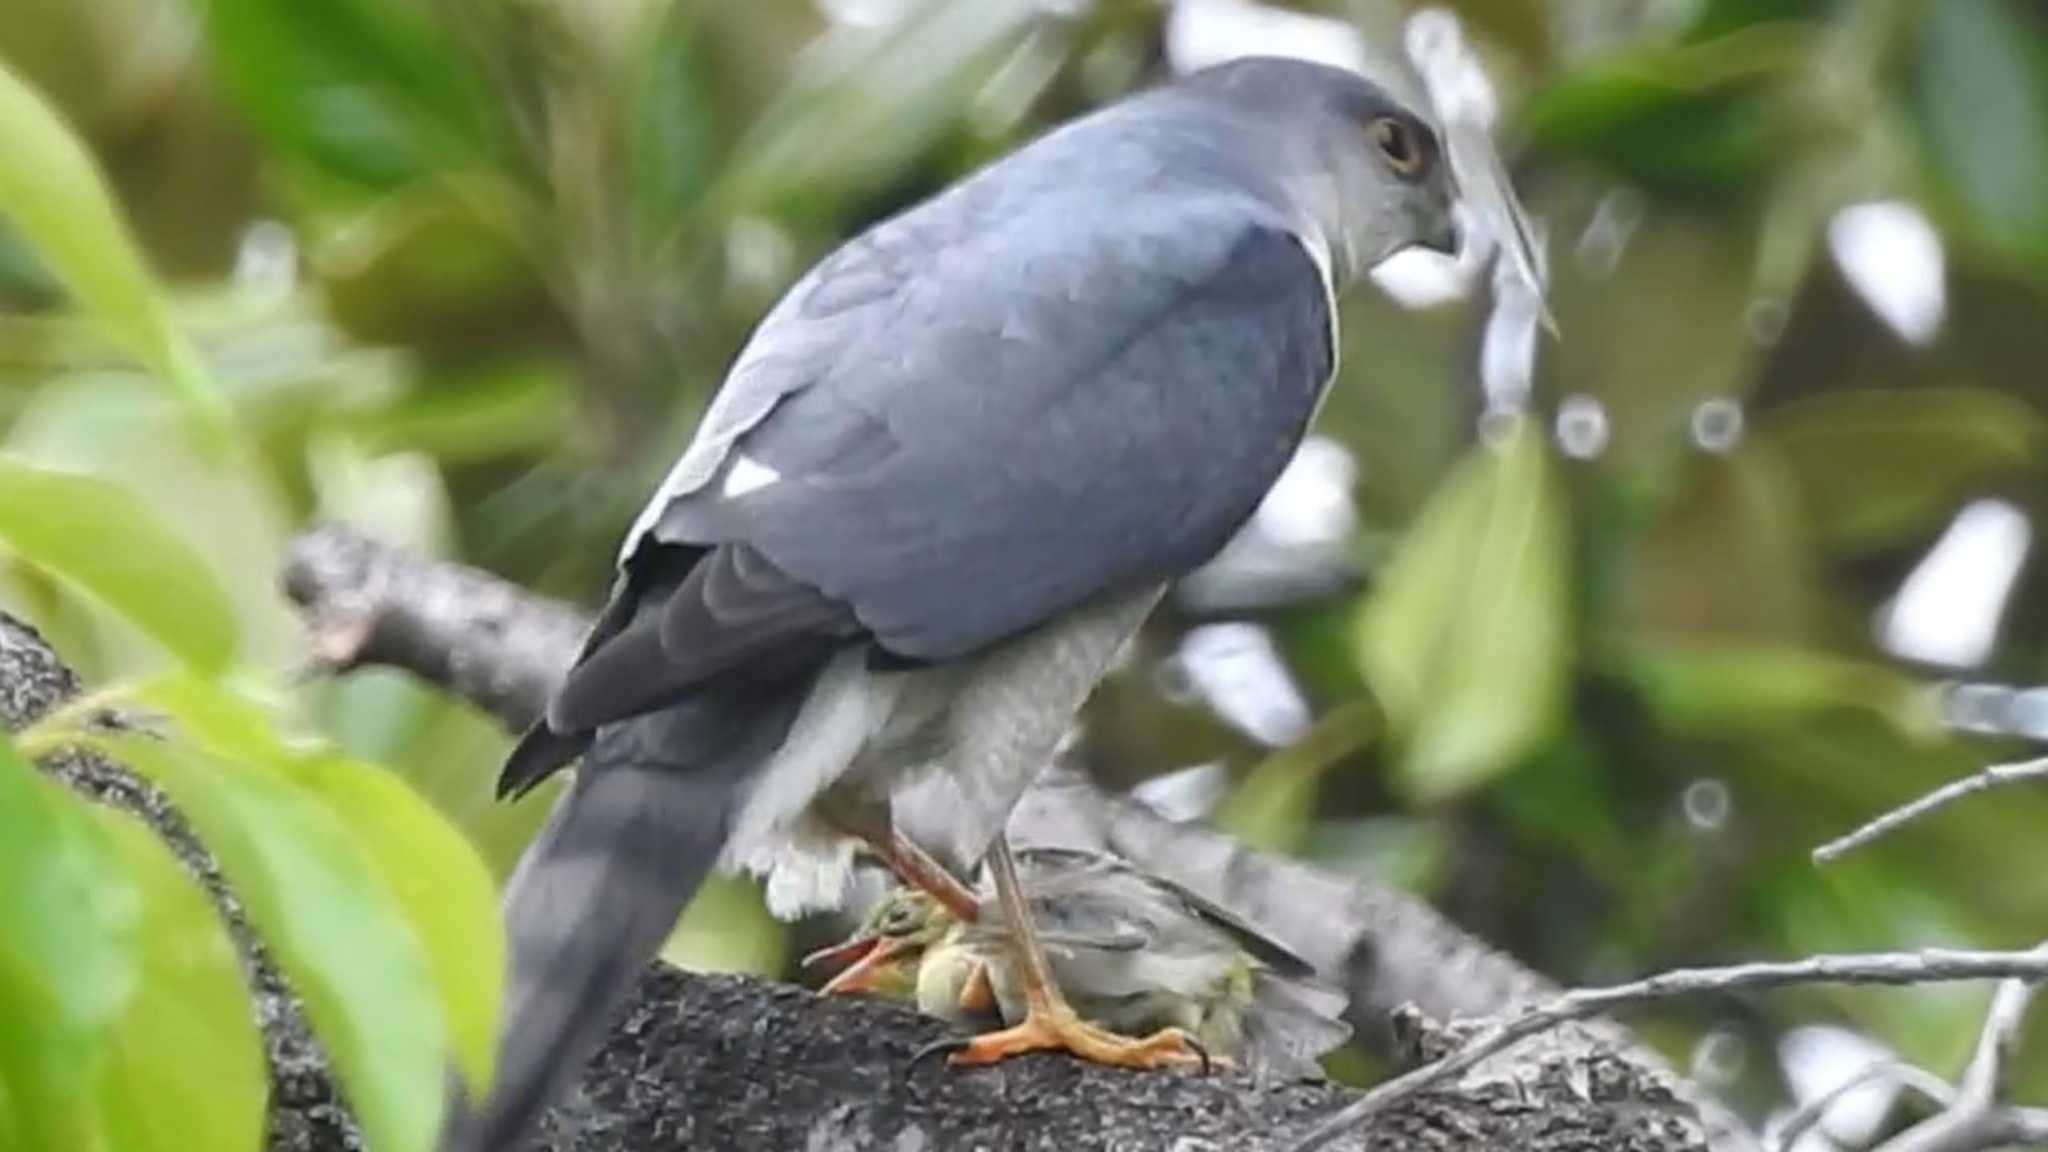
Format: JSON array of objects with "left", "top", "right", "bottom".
[
  {"left": 0, "top": 41, "right": 502, "bottom": 1146},
  {"left": 0, "top": 0, "right": 2045, "bottom": 1141}
]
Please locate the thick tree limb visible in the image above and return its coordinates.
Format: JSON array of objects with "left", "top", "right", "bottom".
[
  {"left": 280, "top": 522, "right": 1732, "bottom": 1151},
  {"left": 280, "top": 526, "right": 589, "bottom": 734}
]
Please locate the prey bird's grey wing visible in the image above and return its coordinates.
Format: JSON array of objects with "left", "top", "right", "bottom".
[
  {"left": 1137, "top": 864, "right": 1354, "bottom": 1076},
  {"left": 1069, "top": 853, "right": 1355, "bottom": 1076},
  {"left": 1157, "top": 873, "right": 1326, "bottom": 981},
  {"left": 1018, "top": 846, "right": 1322, "bottom": 979}
]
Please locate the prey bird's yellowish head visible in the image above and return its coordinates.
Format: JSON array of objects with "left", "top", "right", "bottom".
[{"left": 808, "top": 888, "right": 953, "bottom": 998}]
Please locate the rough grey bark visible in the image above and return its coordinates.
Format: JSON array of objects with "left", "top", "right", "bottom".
[{"left": 271, "top": 523, "right": 1747, "bottom": 1151}]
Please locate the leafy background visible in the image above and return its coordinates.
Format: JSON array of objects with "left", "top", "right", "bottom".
[{"left": 0, "top": 0, "right": 2046, "bottom": 1148}]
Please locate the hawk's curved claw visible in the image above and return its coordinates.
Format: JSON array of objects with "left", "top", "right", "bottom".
[
  {"left": 905, "top": 1034, "right": 971, "bottom": 1088},
  {"left": 1183, "top": 1033, "right": 1215, "bottom": 1077}
]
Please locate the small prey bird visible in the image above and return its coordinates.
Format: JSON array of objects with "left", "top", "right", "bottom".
[
  {"left": 457, "top": 55, "right": 1456, "bottom": 1150},
  {"left": 811, "top": 847, "right": 1353, "bottom": 1079}
]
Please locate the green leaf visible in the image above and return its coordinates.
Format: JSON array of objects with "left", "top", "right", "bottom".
[
  {"left": 1912, "top": 0, "right": 2048, "bottom": 265},
  {"left": 1358, "top": 424, "right": 1573, "bottom": 801},
  {"left": 0, "top": 733, "right": 138, "bottom": 1151},
  {"left": 137, "top": 674, "right": 503, "bottom": 1096},
  {"left": 629, "top": 5, "right": 722, "bottom": 252},
  {"left": 660, "top": 874, "right": 785, "bottom": 978},
  {"left": 314, "top": 175, "right": 542, "bottom": 347},
  {"left": 293, "top": 754, "right": 502, "bottom": 1095},
  {"left": 0, "top": 61, "right": 231, "bottom": 443},
  {"left": 1683, "top": 0, "right": 1832, "bottom": 41},
  {"left": 132, "top": 674, "right": 301, "bottom": 768},
  {"left": 349, "top": 357, "right": 577, "bottom": 465},
  {"left": 1627, "top": 445, "right": 1811, "bottom": 642},
  {"left": 91, "top": 804, "right": 265, "bottom": 1152},
  {"left": 90, "top": 732, "right": 448, "bottom": 1152},
  {"left": 1619, "top": 641, "right": 1940, "bottom": 738},
  {"left": 1215, "top": 701, "right": 1378, "bottom": 854},
  {"left": 713, "top": 0, "right": 1044, "bottom": 217},
  {"left": 1300, "top": 817, "right": 1451, "bottom": 895},
  {"left": 1756, "top": 388, "right": 2046, "bottom": 552},
  {"left": 1518, "top": 23, "right": 1807, "bottom": 198},
  {"left": 0, "top": 456, "right": 239, "bottom": 674},
  {"left": 204, "top": 0, "right": 505, "bottom": 188}
]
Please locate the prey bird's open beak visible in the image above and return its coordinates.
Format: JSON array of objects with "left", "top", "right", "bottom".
[
  {"left": 814, "top": 935, "right": 916, "bottom": 997},
  {"left": 804, "top": 933, "right": 883, "bottom": 973}
]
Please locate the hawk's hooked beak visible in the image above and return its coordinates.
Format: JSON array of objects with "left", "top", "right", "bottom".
[
  {"left": 807, "top": 934, "right": 918, "bottom": 996},
  {"left": 1421, "top": 214, "right": 1461, "bottom": 258}
]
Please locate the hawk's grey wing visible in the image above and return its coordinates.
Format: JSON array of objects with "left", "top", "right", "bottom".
[{"left": 651, "top": 218, "right": 1335, "bottom": 661}]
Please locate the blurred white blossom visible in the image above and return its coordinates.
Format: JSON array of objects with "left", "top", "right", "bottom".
[{"left": 1828, "top": 201, "right": 1946, "bottom": 346}]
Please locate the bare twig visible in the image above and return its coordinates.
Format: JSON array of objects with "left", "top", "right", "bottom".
[
  {"left": 1808, "top": 760, "right": 2048, "bottom": 1148},
  {"left": 1815, "top": 758, "right": 2048, "bottom": 864},
  {"left": 1287, "top": 946, "right": 2048, "bottom": 1152},
  {"left": 1867, "top": 975, "right": 2048, "bottom": 1152},
  {"left": 1963, "top": 979, "right": 2034, "bottom": 1105}
]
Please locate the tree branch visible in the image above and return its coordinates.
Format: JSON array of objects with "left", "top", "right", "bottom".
[
  {"left": 1864, "top": 970, "right": 2048, "bottom": 1152},
  {"left": 1814, "top": 757, "right": 2048, "bottom": 864},
  {"left": 282, "top": 525, "right": 589, "bottom": 734}
]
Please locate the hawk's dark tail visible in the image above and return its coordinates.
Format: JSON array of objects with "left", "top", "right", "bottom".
[{"left": 447, "top": 681, "right": 811, "bottom": 1151}]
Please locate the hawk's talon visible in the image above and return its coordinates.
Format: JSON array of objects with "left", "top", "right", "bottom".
[
  {"left": 1184, "top": 1033, "right": 1215, "bottom": 1077},
  {"left": 906, "top": 1034, "right": 971, "bottom": 1086}
]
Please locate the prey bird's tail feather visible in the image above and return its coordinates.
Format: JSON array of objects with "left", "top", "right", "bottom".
[
  {"left": 448, "top": 682, "right": 810, "bottom": 1152},
  {"left": 1242, "top": 971, "right": 1353, "bottom": 1080}
]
